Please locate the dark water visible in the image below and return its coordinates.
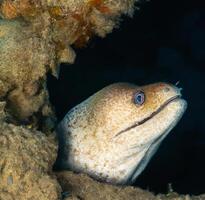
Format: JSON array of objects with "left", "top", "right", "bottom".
[{"left": 48, "top": 0, "right": 205, "bottom": 195}]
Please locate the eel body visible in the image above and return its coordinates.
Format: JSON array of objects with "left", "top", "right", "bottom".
[{"left": 56, "top": 82, "right": 187, "bottom": 184}]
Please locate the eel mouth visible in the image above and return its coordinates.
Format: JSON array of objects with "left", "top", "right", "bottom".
[{"left": 114, "top": 95, "right": 182, "bottom": 138}]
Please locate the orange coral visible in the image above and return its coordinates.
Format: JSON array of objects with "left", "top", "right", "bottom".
[
  {"left": 71, "top": 0, "right": 111, "bottom": 48},
  {"left": 49, "top": 0, "right": 112, "bottom": 48},
  {"left": 0, "top": 0, "right": 136, "bottom": 50},
  {"left": 70, "top": 12, "right": 93, "bottom": 48},
  {"left": 89, "top": 0, "right": 111, "bottom": 14},
  {"left": 0, "top": 0, "right": 133, "bottom": 48},
  {"left": 73, "top": 24, "right": 93, "bottom": 48},
  {"left": 0, "top": 0, "right": 39, "bottom": 19},
  {"left": 48, "top": 6, "right": 65, "bottom": 19},
  {"left": 1, "top": 1, "right": 18, "bottom": 19}
]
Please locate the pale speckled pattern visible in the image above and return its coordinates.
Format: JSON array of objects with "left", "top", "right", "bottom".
[{"left": 57, "top": 82, "right": 187, "bottom": 185}]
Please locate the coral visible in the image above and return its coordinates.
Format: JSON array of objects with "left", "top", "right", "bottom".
[
  {"left": 0, "top": 0, "right": 136, "bottom": 60},
  {"left": 0, "top": 0, "right": 136, "bottom": 125},
  {"left": 56, "top": 171, "right": 155, "bottom": 200},
  {"left": 0, "top": 0, "right": 204, "bottom": 199},
  {"left": 56, "top": 171, "right": 205, "bottom": 200},
  {"left": 0, "top": 119, "right": 61, "bottom": 200},
  {"left": 0, "top": 19, "right": 55, "bottom": 127},
  {"left": 0, "top": 0, "right": 136, "bottom": 38},
  {"left": 2, "top": 0, "right": 196, "bottom": 200}
]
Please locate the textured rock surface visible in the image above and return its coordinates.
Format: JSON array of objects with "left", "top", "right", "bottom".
[
  {"left": 0, "top": 0, "right": 137, "bottom": 126},
  {"left": 0, "top": 19, "right": 54, "bottom": 124},
  {"left": 0, "top": 0, "right": 141, "bottom": 199},
  {"left": 56, "top": 171, "right": 205, "bottom": 200},
  {"left": 0, "top": 0, "right": 136, "bottom": 38},
  {"left": 0, "top": 119, "right": 61, "bottom": 200},
  {"left": 1, "top": 0, "right": 204, "bottom": 199}
]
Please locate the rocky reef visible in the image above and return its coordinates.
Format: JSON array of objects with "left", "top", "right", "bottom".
[
  {"left": 56, "top": 171, "right": 205, "bottom": 200},
  {"left": 0, "top": 0, "right": 205, "bottom": 200},
  {"left": 0, "top": 0, "right": 136, "bottom": 125},
  {"left": 0, "top": 118, "right": 61, "bottom": 200}
]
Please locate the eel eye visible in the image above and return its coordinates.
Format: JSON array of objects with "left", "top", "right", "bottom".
[{"left": 134, "top": 91, "right": 145, "bottom": 105}]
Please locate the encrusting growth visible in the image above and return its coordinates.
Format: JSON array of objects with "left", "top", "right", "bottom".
[
  {"left": 0, "top": 0, "right": 137, "bottom": 124},
  {"left": 0, "top": 0, "right": 139, "bottom": 200}
]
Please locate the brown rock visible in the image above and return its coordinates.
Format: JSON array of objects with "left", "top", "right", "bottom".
[
  {"left": 0, "top": 0, "right": 137, "bottom": 125},
  {"left": 0, "top": 19, "right": 55, "bottom": 125},
  {"left": 56, "top": 171, "right": 156, "bottom": 200},
  {"left": 56, "top": 171, "right": 205, "bottom": 200},
  {"left": 0, "top": 122, "right": 62, "bottom": 200}
]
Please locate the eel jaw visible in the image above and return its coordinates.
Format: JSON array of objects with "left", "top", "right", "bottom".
[
  {"left": 114, "top": 95, "right": 182, "bottom": 138},
  {"left": 114, "top": 96, "right": 187, "bottom": 185},
  {"left": 126, "top": 124, "right": 174, "bottom": 184},
  {"left": 122, "top": 98, "right": 187, "bottom": 184}
]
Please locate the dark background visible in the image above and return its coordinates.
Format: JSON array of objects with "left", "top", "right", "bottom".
[{"left": 48, "top": 0, "right": 205, "bottom": 195}]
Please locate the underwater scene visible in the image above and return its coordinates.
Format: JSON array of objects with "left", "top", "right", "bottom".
[{"left": 0, "top": 0, "right": 205, "bottom": 199}]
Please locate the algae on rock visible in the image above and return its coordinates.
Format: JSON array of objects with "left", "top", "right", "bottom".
[
  {"left": 3, "top": 1, "right": 200, "bottom": 200},
  {"left": 0, "top": 120, "right": 62, "bottom": 200},
  {"left": 56, "top": 171, "right": 205, "bottom": 200},
  {"left": 0, "top": 0, "right": 137, "bottom": 128},
  {"left": 0, "top": 19, "right": 54, "bottom": 124},
  {"left": 1, "top": 0, "right": 202, "bottom": 199},
  {"left": 0, "top": 0, "right": 139, "bottom": 199}
]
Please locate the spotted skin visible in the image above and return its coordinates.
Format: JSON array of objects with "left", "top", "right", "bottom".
[{"left": 56, "top": 82, "right": 187, "bottom": 185}]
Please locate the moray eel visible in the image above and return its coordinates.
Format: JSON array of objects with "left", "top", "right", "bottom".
[{"left": 56, "top": 82, "right": 187, "bottom": 185}]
